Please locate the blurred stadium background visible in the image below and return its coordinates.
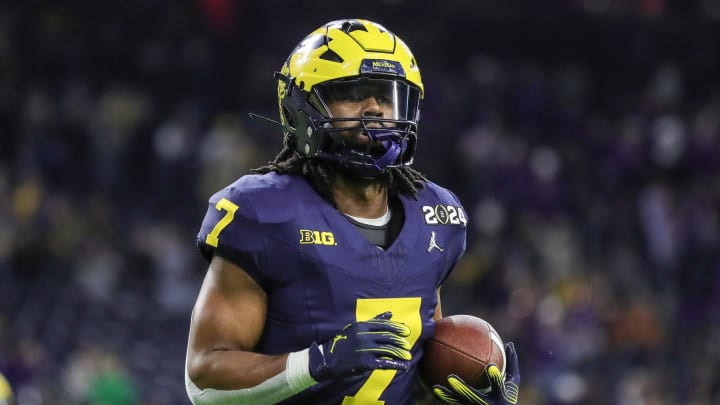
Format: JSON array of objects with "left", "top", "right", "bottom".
[{"left": 1, "top": 0, "right": 719, "bottom": 403}]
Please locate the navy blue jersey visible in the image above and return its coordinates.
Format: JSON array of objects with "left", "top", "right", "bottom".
[{"left": 197, "top": 173, "right": 467, "bottom": 404}]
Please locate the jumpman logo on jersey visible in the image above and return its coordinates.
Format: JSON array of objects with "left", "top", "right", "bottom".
[{"left": 427, "top": 231, "right": 444, "bottom": 253}]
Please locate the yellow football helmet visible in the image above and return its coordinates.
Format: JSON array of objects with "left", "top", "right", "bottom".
[{"left": 276, "top": 19, "right": 424, "bottom": 177}]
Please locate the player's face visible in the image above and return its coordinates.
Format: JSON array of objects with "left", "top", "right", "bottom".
[{"left": 322, "top": 81, "right": 398, "bottom": 149}]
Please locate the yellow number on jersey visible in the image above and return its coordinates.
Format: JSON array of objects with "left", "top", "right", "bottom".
[
  {"left": 342, "top": 297, "right": 422, "bottom": 405},
  {"left": 205, "top": 197, "right": 239, "bottom": 247}
]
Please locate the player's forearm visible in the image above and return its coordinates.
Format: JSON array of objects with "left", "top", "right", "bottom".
[
  {"left": 186, "top": 348, "right": 317, "bottom": 405},
  {"left": 187, "top": 349, "right": 289, "bottom": 390}
]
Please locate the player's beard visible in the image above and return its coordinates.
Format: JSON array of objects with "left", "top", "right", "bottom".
[
  {"left": 335, "top": 128, "right": 392, "bottom": 181},
  {"left": 336, "top": 165, "right": 388, "bottom": 188}
]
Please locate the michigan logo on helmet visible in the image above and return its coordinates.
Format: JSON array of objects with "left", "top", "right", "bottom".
[{"left": 275, "top": 19, "right": 424, "bottom": 178}]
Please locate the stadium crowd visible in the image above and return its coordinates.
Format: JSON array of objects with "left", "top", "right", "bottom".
[{"left": 0, "top": 0, "right": 718, "bottom": 404}]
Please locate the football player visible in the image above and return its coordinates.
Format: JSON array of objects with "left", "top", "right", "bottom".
[{"left": 185, "top": 18, "right": 521, "bottom": 404}]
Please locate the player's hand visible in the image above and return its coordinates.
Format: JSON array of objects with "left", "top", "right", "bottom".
[
  {"left": 308, "top": 311, "right": 412, "bottom": 381},
  {"left": 432, "top": 342, "right": 520, "bottom": 405}
]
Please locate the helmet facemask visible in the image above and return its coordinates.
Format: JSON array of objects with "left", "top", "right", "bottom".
[{"left": 282, "top": 75, "right": 421, "bottom": 178}]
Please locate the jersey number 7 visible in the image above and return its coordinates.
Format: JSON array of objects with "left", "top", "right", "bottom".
[
  {"left": 344, "top": 297, "right": 423, "bottom": 404},
  {"left": 205, "top": 198, "right": 239, "bottom": 247}
]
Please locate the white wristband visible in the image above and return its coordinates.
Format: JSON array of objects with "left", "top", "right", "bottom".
[{"left": 286, "top": 348, "right": 318, "bottom": 389}]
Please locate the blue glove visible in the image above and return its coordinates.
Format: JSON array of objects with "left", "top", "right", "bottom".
[
  {"left": 308, "top": 311, "right": 412, "bottom": 381},
  {"left": 433, "top": 342, "right": 521, "bottom": 405}
]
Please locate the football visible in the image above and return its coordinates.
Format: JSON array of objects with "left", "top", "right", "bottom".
[{"left": 420, "top": 315, "right": 506, "bottom": 391}]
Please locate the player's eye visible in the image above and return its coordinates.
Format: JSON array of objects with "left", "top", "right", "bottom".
[
  {"left": 326, "top": 84, "right": 363, "bottom": 102},
  {"left": 375, "top": 94, "right": 393, "bottom": 105},
  {"left": 326, "top": 83, "right": 387, "bottom": 102}
]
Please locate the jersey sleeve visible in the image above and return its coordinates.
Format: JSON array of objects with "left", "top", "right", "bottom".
[
  {"left": 426, "top": 184, "right": 469, "bottom": 287},
  {"left": 439, "top": 227, "right": 466, "bottom": 287},
  {"left": 196, "top": 186, "right": 267, "bottom": 287},
  {"left": 445, "top": 188, "right": 468, "bottom": 286}
]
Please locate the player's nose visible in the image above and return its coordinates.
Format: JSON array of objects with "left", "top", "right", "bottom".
[{"left": 361, "top": 97, "right": 383, "bottom": 118}]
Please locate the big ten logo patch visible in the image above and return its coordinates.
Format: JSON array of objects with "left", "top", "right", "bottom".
[{"left": 299, "top": 230, "right": 337, "bottom": 246}]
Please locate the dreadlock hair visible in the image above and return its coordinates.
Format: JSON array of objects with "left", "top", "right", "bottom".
[{"left": 251, "top": 144, "right": 427, "bottom": 205}]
